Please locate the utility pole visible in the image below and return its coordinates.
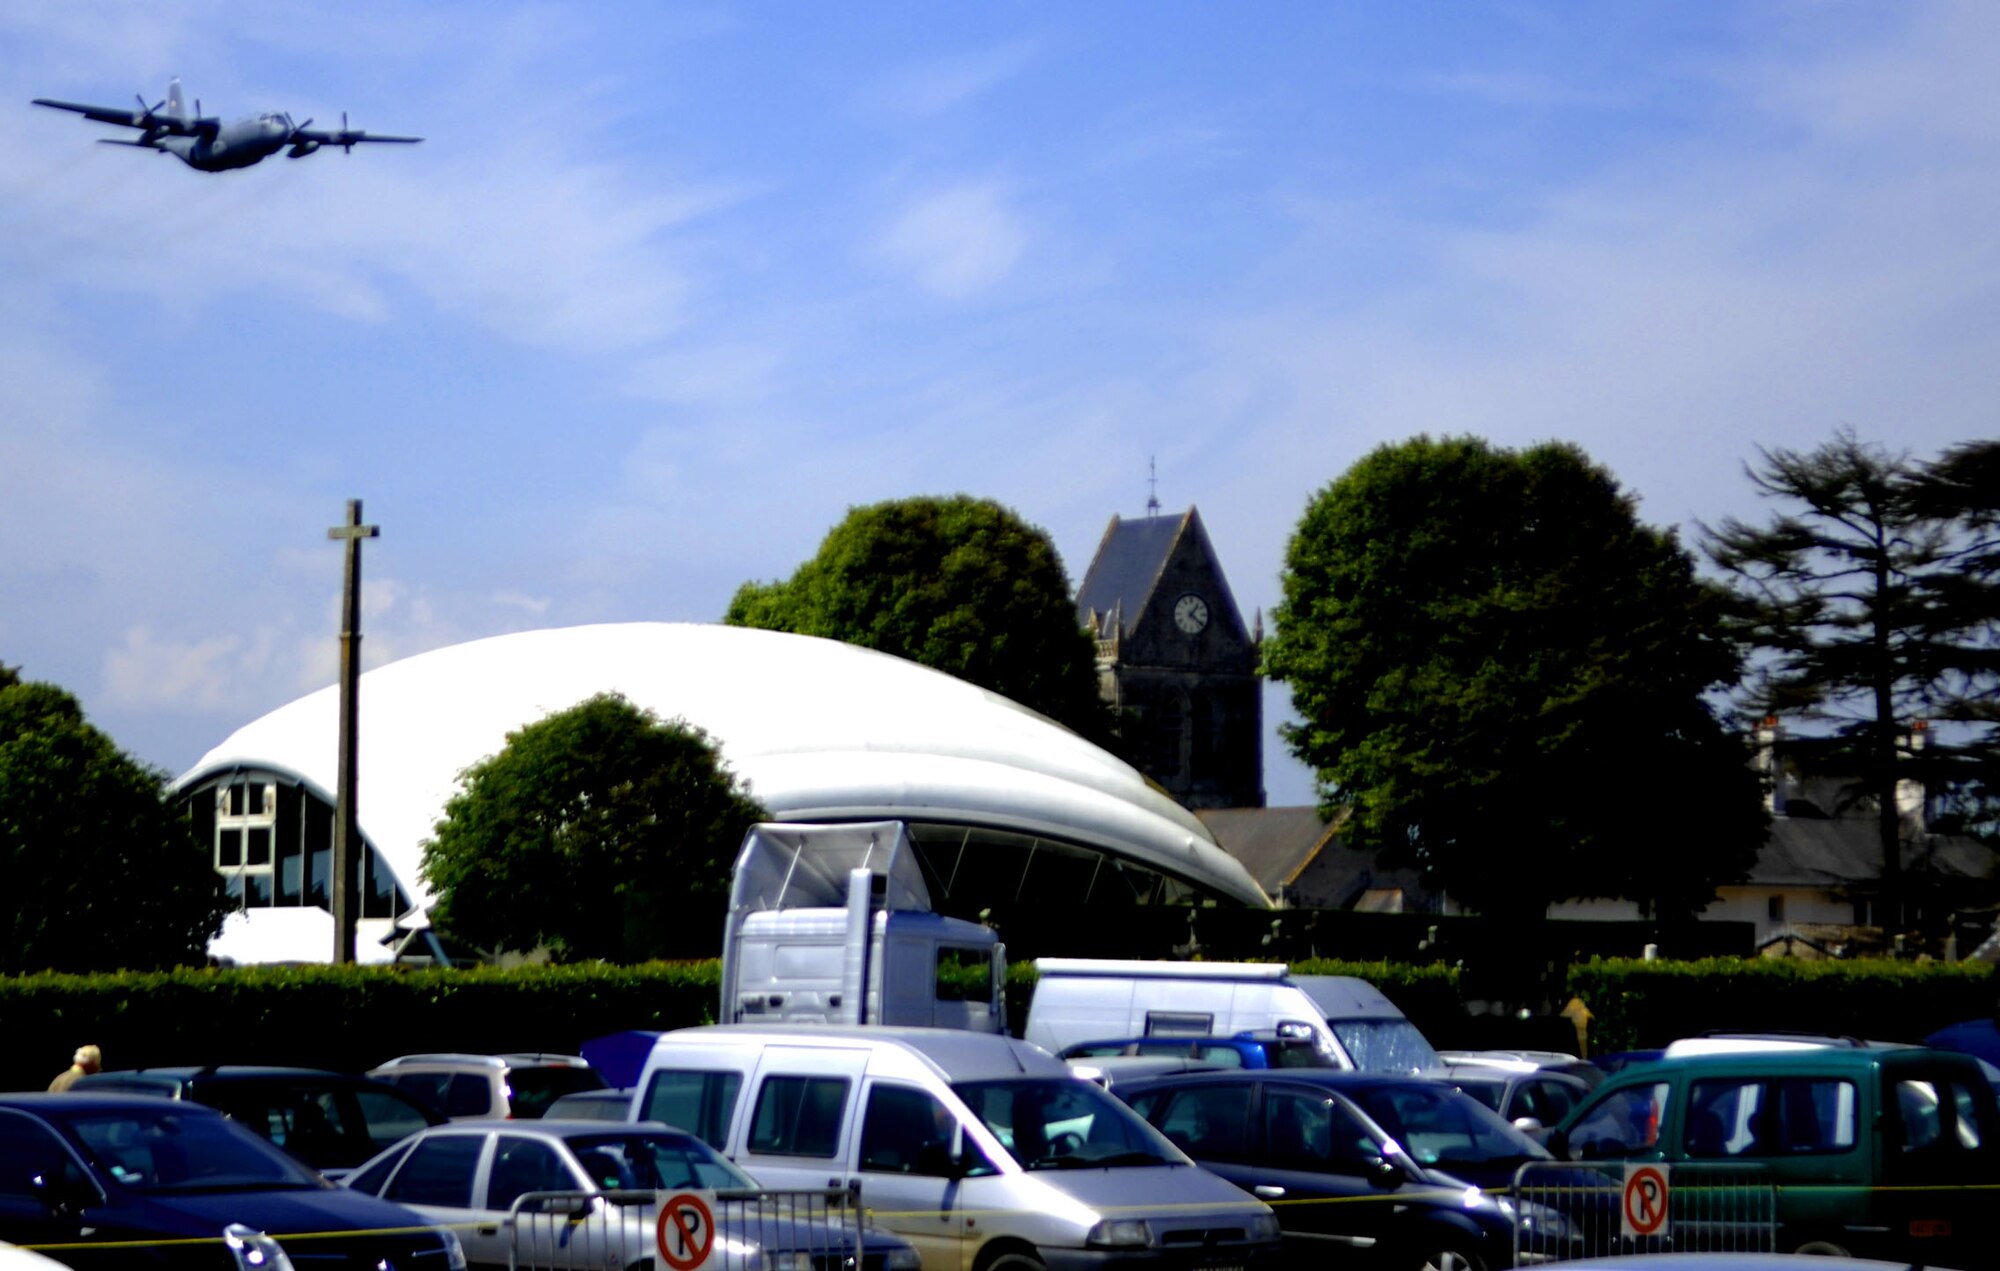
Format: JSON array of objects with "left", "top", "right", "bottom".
[{"left": 328, "top": 499, "right": 379, "bottom": 965}]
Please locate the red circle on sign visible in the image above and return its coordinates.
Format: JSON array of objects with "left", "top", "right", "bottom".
[
  {"left": 656, "top": 1192, "right": 716, "bottom": 1271},
  {"left": 1624, "top": 1166, "right": 1669, "bottom": 1236}
]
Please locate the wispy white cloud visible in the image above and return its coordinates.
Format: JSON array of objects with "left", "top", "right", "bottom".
[
  {"left": 865, "top": 41, "right": 1037, "bottom": 118},
  {"left": 1408, "top": 69, "right": 1630, "bottom": 110},
  {"left": 872, "top": 182, "right": 1028, "bottom": 300}
]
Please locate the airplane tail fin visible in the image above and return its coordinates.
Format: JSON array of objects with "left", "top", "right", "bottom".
[{"left": 165, "top": 76, "right": 187, "bottom": 123}]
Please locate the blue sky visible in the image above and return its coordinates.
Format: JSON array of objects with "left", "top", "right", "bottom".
[{"left": 3, "top": 2, "right": 1996, "bottom": 808}]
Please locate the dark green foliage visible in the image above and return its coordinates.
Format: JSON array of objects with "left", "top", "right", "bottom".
[
  {"left": 0, "top": 673, "right": 227, "bottom": 973},
  {"left": 1567, "top": 957, "right": 1996, "bottom": 1055},
  {"left": 0, "top": 961, "right": 721, "bottom": 1094},
  {"left": 1265, "top": 436, "right": 1766, "bottom": 919},
  {"left": 726, "top": 495, "right": 1113, "bottom": 742},
  {"left": 421, "top": 694, "right": 768, "bottom": 962},
  {"left": 1704, "top": 432, "right": 2000, "bottom": 908}
]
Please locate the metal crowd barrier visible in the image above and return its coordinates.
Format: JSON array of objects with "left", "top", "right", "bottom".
[
  {"left": 1511, "top": 1161, "right": 1776, "bottom": 1264},
  {"left": 505, "top": 1186, "right": 866, "bottom": 1271}
]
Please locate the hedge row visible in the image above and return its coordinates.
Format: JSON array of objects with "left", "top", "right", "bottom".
[
  {"left": 5, "top": 956, "right": 1995, "bottom": 1093},
  {"left": 1565, "top": 957, "right": 1999, "bottom": 1055},
  {"left": 0, "top": 961, "right": 720, "bottom": 1095}
]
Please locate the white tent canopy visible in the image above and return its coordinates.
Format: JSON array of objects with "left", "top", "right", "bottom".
[{"left": 177, "top": 623, "right": 1270, "bottom": 960}]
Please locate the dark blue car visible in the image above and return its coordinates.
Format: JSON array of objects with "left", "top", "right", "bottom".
[
  {"left": 0, "top": 1093, "right": 465, "bottom": 1270},
  {"left": 1114, "top": 1069, "right": 1574, "bottom": 1271}
]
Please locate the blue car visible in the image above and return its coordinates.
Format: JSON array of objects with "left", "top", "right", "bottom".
[{"left": 0, "top": 1093, "right": 465, "bottom": 1270}]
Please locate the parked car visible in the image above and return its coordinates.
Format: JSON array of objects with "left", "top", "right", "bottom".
[
  {"left": 1059, "top": 1029, "right": 1334, "bottom": 1070},
  {"left": 1433, "top": 1049, "right": 1605, "bottom": 1089},
  {"left": 1065, "top": 1053, "right": 1235, "bottom": 1090},
  {"left": 1112, "top": 1068, "right": 1570, "bottom": 1271},
  {"left": 1439, "top": 1066, "right": 1592, "bottom": 1133},
  {"left": 70, "top": 1065, "right": 445, "bottom": 1179},
  {"left": 370, "top": 1053, "right": 605, "bottom": 1121},
  {"left": 1543, "top": 1045, "right": 2000, "bottom": 1266},
  {"left": 633, "top": 1024, "right": 1287, "bottom": 1271},
  {"left": 540, "top": 1088, "right": 635, "bottom": 1122},
  {"left": 344, "top": 1118, "right": 920, "bottom": 1271},
  {"left": 0, "top": 1092, "right": 465, "bottom": 1270}
]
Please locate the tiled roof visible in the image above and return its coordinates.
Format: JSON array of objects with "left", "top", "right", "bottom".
[
  {"left": 1753, "top": 815, "right": 1993, "bottom": 887},
  {"left": 1076, "top": 513, "right": 1185, "bottom": 638},
  {"left": 1196, "top": 806, "right": 1336, "bottom": 893}
]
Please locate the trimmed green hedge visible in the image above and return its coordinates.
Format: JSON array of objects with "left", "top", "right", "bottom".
[
  {"left": 1566, "top": 957, "right": 1998, "bottom": 1055},
  {"left": 0, "top": 961, "right": 721, "bottom": 1095},
  {"left": 9, "top": 955, "right": 1995, "bottom": 1094}
]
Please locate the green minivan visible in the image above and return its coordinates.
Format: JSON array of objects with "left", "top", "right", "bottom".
[{"left": 1540, "top": 1045, "right": 1999, "bottom": 1267}]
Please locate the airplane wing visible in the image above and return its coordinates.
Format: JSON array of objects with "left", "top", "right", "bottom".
[
  {"left": 31, "top": 97, "right": 201, "bottom": 135},
  {"left": 293, "top": 125, "right": 422, "bottom": 147}
]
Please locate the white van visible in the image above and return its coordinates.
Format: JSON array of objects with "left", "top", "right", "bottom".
[
  {"left": 1023, "top": 960, "right": 1440, "bottom": 1074},
  {"left": 630, "top": 1025, "right": 1283, "bottom": 1271}
]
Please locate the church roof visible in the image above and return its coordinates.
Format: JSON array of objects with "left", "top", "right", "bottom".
[
  {"left": 1076, "top": 510, "right": 1190, "bottom": 638},
  {"left": 176, "top": 622, "right": 1272, "bottom": 920}
]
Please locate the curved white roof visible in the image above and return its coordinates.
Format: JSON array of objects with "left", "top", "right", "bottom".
[{"left": 178, "top": 623, "right": 1270, "bottom": 916}]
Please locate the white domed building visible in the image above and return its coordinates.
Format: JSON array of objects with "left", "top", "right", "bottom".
[{"left": 173, "top": 623, "right": 1271, "bottom": 965}]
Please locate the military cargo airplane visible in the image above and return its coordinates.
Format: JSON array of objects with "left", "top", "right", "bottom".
[{"left": 32, "top": 77, "right": 420, "bottom": 172}]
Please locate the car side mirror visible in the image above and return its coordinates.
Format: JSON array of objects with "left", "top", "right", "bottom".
[
  {"left": 1511, "top": 1116, "right": 1544, "bottom": 1134},
  {"left": 1367, "top": 1156, "right": 1405, "bottom": 1190},
  {"left": 31, "top": 1171, "right": 94, "bottom": 1218},
  {"left": 916, "top": 1142, "right": 969, "bottom": 1178}
]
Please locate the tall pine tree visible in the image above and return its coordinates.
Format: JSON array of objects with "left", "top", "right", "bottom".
[{"left": 1704, "top": 431, "right": 1999, "bottom": 929}]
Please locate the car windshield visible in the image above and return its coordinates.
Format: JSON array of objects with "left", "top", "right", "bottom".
[
  {"left": 67, "top": 1108, "right": 323, "bottom": 1193},
  {"left": 1351, "top": 1083, "right": 1550, "bottom": 1169},
  {"left": 951, "top": 1078, "right": 1180, "bottom": 1170},
  {"left": 1327, "top": 1020, "right": 1440, "bottom": 1074},
  {"left": 565, "top": 1132, "right": 754, "bottom": 1191}
]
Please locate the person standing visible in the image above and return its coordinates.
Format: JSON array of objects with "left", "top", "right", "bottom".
[{"left": 48, "top": 1044, "right": 101, "bottom": 1092}]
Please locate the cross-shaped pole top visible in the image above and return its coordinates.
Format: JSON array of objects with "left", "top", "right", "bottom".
[{"left": 328, "top": 498, "right": 380, "bottom": 544}]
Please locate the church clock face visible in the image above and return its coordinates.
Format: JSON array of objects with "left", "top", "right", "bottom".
[{"left": 1173, "top": 592, "right": 1210, "bottom": 635}]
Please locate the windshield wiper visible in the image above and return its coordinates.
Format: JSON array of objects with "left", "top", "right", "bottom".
[{"left": 1038, "top": 1151, "right": 1171, "bottom": 1169}]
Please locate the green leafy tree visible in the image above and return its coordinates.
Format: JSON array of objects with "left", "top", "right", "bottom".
[
  {"left": 726, "top": 495, "right": 1112, "bottom": 741},
  {"left": 0, "top": 666, "right": 228, "bottom": 972},
  {"left": 421, "top": 693, "right": 768, "bottom": 962},
  {"left": 1704, "top": 432, "right": 2000, "bottom": 919},
  {"left": 1264, "top": 436, "right": 1765, "bottom": 919}
]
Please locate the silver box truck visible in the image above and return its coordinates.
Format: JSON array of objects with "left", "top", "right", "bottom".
[{"left": 720, "top": 821, "right": 1005, "bottom": 1032}]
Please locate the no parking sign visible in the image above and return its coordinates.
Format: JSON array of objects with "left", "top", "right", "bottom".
[
  {"left": 656, "top": 1190, "right": 717, "bottom": 1271},
  {"left": 1621, "top": 1164, "right": 1671, "bottom": 1239}
]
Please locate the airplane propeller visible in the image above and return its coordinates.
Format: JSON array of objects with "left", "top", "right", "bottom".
[{"left": 133, "top": 93, "right": 164, "bottom": 123}]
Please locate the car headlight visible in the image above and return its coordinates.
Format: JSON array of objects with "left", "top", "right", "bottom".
[
  {"left": 886, "top": 1247, "right": 924, "bottom": 1271},
  {"left": 760, "top": 1253, "right": 812, "bottom": 1271},
  {"left": 1248, "top": 1213, "right": 1283, "bottom": 1243},
  {"left": 1086, "top": 1219, "right": 1153, "bottom": 1248},
  {"left": 1514, "top": 1200, "right": 1571, "bottom": 1241},
  {"left": 439, "top": 1226, "right": 468, "bottom": 1271},
  {"left": 223, "top": 1224, "right": 296, "bottom": 1271}
]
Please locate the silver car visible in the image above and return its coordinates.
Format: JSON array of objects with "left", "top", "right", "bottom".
[{"left": 342, "top": 1118, "right": 922, "bottom": 1271}]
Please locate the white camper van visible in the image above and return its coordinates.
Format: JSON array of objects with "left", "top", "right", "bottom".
[
  {"left": 722, "top": 821, "right": 1005, "bottom": 1032},
  {"left": 1023, "top": 960, "right": 1440, "bottom": 1074},
  {"left": 631, "top": 1025, "right": 1284, "bottom": 1271}
]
